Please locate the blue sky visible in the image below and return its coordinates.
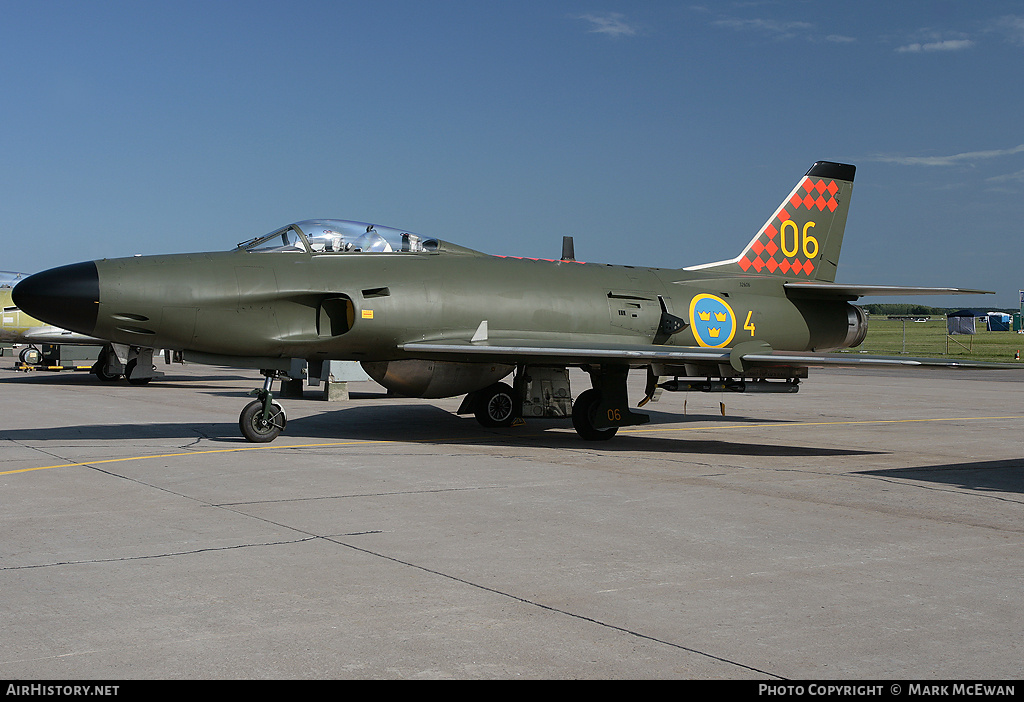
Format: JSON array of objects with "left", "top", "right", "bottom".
[{"left": 2, "top": 1, "right": 1022, "bottom": 307}]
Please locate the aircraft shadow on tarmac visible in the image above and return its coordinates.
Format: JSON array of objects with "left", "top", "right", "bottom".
[
  {"left": 0, "top": 401, "right": 882, "bottom": 458},
  {"left": 296, "top": 404, "right": 881, "bottom": 457},
  {"left": 859, "top": 461, "right": 1024, "bottom": 495},
  {"left": 0, "top": 370, "right": 260, "bottom": 387}
]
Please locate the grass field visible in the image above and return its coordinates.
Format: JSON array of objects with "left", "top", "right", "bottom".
[{"left": 853, "top": 316, "right": 1024, "bottom": 363}]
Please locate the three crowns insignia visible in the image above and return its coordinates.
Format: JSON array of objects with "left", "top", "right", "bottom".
[{"left": 697, "top": 310, "right": 729, "bottom": 324}]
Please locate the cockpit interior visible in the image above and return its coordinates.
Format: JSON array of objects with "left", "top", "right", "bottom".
[{"left": 238, "top": 220, "right": 439, "bottom": 255}]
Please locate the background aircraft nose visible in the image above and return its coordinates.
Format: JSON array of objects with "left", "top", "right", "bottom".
[{"left": 12, "top": 261, "right": 100, "bottom": 335}]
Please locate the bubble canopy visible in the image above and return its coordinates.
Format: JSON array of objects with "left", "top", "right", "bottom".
[
  {"left": 0, "top": 271, "right": 27, "bottom": 288},
  {"left": 236, "top": 220, "right": 439, "bottom": 254}
]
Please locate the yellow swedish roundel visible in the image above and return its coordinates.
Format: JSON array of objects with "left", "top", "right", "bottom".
[{"left": 688, "top": 293, "right": 736, "bottom": 348}]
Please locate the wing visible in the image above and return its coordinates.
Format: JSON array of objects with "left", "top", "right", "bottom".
[
  {"left": 400, "top": 339, "right": 1017, "bottom": 371},
  {"left": 402, "top": 339, "right": 731, "bottom": 366},
  {"left": 17, "top": 327, "right": 105, "bottom": 344}
]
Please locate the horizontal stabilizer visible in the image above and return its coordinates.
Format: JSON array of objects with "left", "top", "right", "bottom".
[
  {"left": 737, "top": 351, "right": 1016, "bottom": 370},
  {"left": 784, "top": 282, "right": 994, "bottom": 300}
]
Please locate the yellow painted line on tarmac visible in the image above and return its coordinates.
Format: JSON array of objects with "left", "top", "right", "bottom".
[
  {"left": 4, "top": 414, "right": 1023, "bottom": 477},
  {"left": 0, "top": 439, "right": 393, "bottom": 476},
  {"left": 622, "top": 415, "right": 1024, "bottom": 435}
]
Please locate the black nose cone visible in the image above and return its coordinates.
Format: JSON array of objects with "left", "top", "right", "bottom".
[{"left": 12, "top": 261, "right": 100, "bottom": 335}]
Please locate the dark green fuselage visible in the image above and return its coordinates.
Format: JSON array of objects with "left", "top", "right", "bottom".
[{"left": 89, "top": 244, "right": 857, "bottom": 363}]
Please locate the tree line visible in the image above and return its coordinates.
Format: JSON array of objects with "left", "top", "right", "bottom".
[{"left": 860, "top": 303, "right": 1018, "bottom": 316}]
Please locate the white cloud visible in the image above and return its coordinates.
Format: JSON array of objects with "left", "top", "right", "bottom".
[
  {"left": 987, "top": 169, "right": 1024, "bottom": 184},
  {"left": 896, "top": 39, "right": 975, "bottom": 53},
  {"left": 874, "top": 145, "right": 1024, "bottom": 167},
  {"left": 705, "top": 12, "right": 855, "bottom": 44},
  {"left": 992, "top": 15, "right": 1024, "bottom": 45},
  {"left": 712, "top": 17, "right": 814, "bottom": 41},
  {"left": 575, "top": 13, "right": 639, "bottom": 38}
]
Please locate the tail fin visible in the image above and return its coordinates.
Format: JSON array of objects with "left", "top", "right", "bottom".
[{"left": 686, "top": 161, "right": 855, "bottom": 283}]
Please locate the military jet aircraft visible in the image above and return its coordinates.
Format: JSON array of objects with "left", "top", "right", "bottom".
[{"left": 13, "top": 161, "right": 1003, "bottom": 443}]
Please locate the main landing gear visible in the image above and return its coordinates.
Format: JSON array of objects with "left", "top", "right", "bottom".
[
  {"left": 473, "top": 382, "right": 517, "bottom": 427},
  {"left": 239, "top": 370, "right": 288, "bottom": 443},
  {"left": 570, "top": 367, "right": 649, "bottom": 440},
  {"left": 236, "top": 365, "right": 650, "bottom": 444},
  {"left": 462, "top": 365, "right": 649, "bottom": 441},
  {"left": 571, "top": 388, "right": 619, "bottom": 441},
  {"left": 92, "top": 345, "right": 162, "bottom": 385}
]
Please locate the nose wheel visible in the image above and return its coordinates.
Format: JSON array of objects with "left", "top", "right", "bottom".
[{"left": 239, "top": 371, "right": 288, "bottom": 443}]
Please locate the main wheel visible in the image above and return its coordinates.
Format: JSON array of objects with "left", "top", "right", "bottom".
[
  {"left": 124, "top": 359, "right": 153, "bottom": 385},
  {"left": 19, "top": 347, "right": 41, "bottom": 365},
  {"left": 571, "top": 388, "right": 618, "bottom": 441},
  {"left": 93, "top": 364, "right": 122, "bottom": 381},
  {"left": 474, "top": 382, "right": 517, "bottom": 427},
  {"left": 239, "top": 399, "right": 287, "bottom": 443},
  {"left": 93, "top": 350, "right": 122, "bottom": 382}
]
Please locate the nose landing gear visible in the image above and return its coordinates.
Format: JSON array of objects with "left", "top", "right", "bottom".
[{"left": 239, "top": 370, "right": 288, "bottom": 443}]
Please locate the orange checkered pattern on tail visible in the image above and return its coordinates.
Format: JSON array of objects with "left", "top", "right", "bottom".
[{"left": 737, "top": 177, "right": 839, "bottom": 277}]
